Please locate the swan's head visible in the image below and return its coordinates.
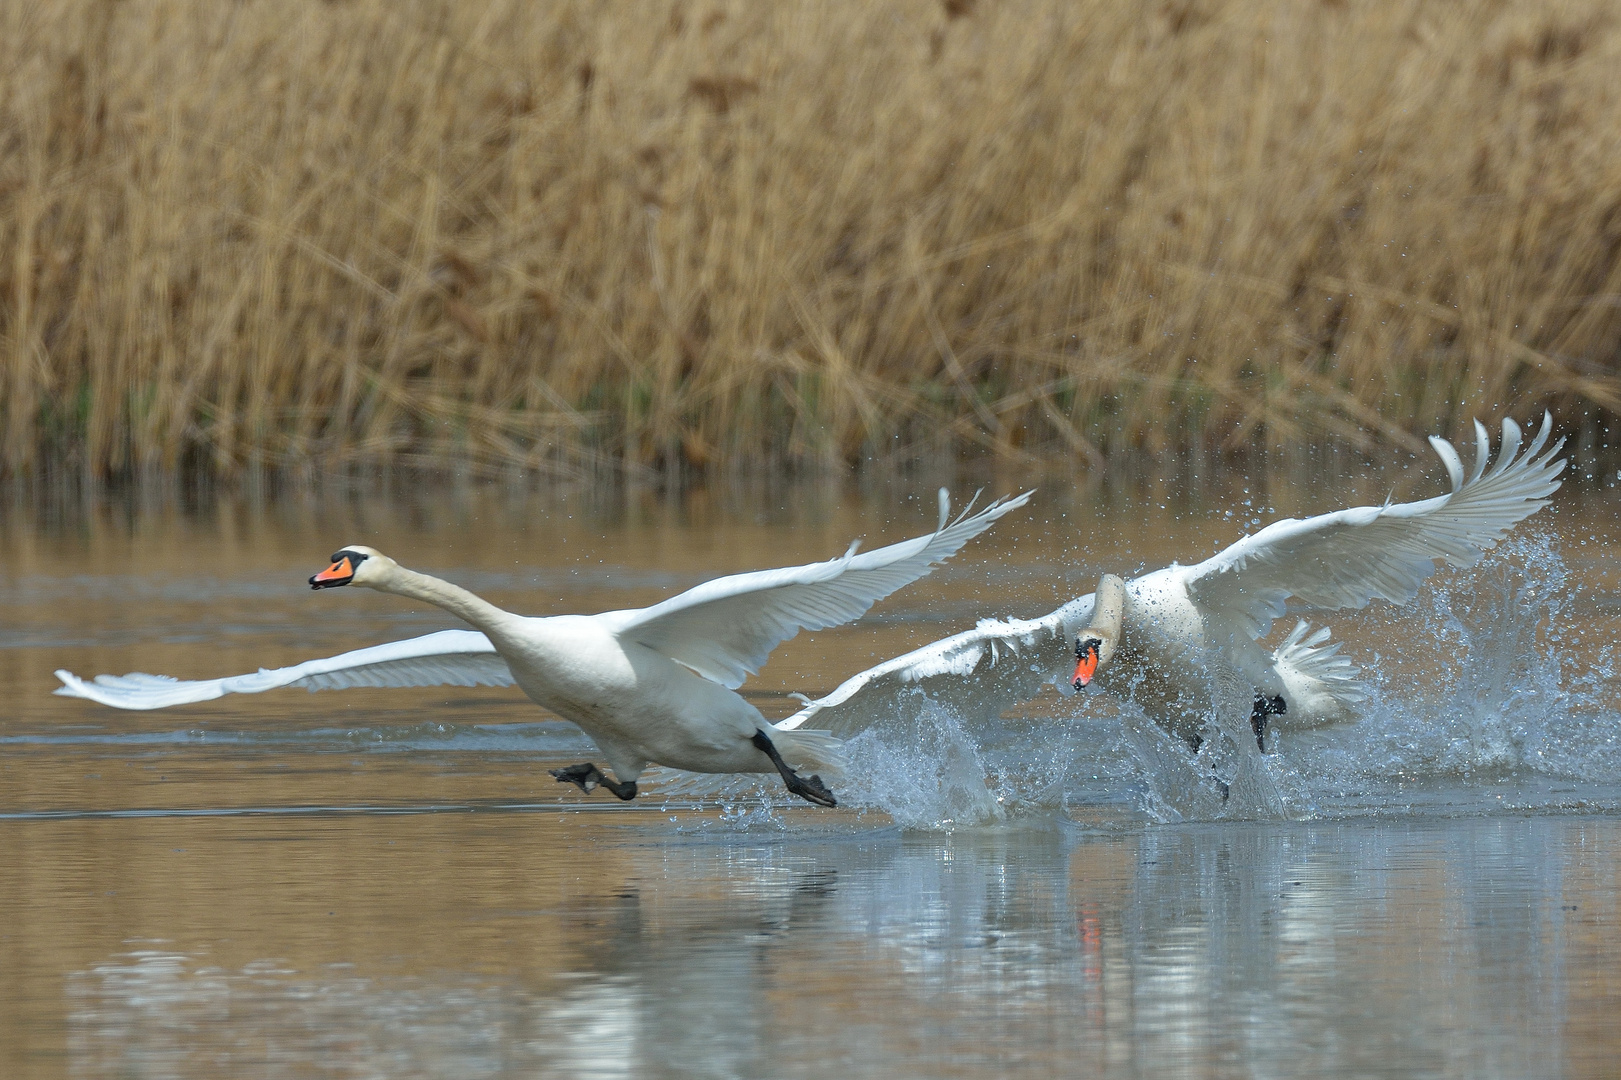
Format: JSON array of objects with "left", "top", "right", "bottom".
[
  {"left": 309, "top": 545, "right": 393, "bottom": 590},
  {"left": 1073, "top": 635, "right": 1105, "bottom": 689},
  {"left": 1071, "top": 573, "right": 1127, "bottom": 690}
]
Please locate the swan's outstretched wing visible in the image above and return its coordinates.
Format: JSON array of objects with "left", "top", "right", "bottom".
[
  {"left": 1186, "top": 414, "right": 1565, "bottom": 639},
  {"left": 54, "top": 629, "right": 514, "bottom": 710},
  {"left": 598, "top": 489, "right": 1034, "bottom": 688},
  {"left": 776, "top": 596, "right": 1095, "bottom": 736},
  {"left": 644, "top": 597, "right": 1091, "bottom": 798}
]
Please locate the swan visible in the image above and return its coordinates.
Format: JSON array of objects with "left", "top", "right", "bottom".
[
  {"left": 657, "top": 415, "right": 1564, "bottom": 804},
  {"left": 54, "top": 489, "right": 1032, "bottom": 807}
]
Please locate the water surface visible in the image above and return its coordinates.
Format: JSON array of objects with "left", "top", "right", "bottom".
[{"left": 4, "top": 465, "right": 1620, "bottom": 1076}]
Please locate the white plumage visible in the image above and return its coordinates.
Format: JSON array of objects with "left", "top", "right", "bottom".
[
  {"left": 745, "top": 415, "right": 1564, "bottom": 759},
  {"left": 56, "top": 489, "right": 1031, "bottom": 805},
  {"left": 54, "top": 630, "right": 514, "bottom": 709}
]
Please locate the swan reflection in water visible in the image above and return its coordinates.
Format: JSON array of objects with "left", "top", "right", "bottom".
[{"left": 64, "top": 818, "right": 1606, "bottom": 1079}]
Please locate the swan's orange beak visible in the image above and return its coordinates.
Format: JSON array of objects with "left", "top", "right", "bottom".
[
  {"left": 1073, "top": 640, "right": 1101, "bottom": 689},
  {"left": 310, "top": 556, "right": 355, "bottom": 589}
]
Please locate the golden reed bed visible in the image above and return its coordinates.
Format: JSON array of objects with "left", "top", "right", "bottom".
[{"left": 3, "top": 0, "right": 1620, "bottom": 480}]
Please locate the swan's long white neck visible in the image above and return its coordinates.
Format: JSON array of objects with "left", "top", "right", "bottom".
[
  {"left": 370, "top": 565, "right": 518, "bottom": 636},
  {"left": 1087, "top": 574, "right": 1127, "bottom": 668}
]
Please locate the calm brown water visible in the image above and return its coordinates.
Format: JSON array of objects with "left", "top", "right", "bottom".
[{"left": 4, "top": 467, "right": 1621, "bottom": 1077}]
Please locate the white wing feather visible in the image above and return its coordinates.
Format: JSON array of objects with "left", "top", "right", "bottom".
[
  {"left": 1186, "top": 413, "right": 1564, "bottom": 639},
  {"left": 643, "top": 598, "right": 1091, "bottom": 798},
  {"left": 53, "top": 629, "right": 514, "bottom": 711},
  {"left": 1270, "top": 619, "right": 1364, "bottom": 724},
  {"left": 598, "top": 489, "right": 1033, "bottom": 688},
  {"left": 775, "top": 596, "right": 1095, "bottom": 736}
]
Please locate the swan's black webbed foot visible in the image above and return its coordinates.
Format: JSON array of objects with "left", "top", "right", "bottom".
[
  {"left": 788, "top": 771, "right": 837, "bottom": 808},
  {"left": 751, "top": 730, "right": 837, "bottom": 808},
  {"left": 550, "top": 762, "right": 602, "bottom": 792},
  {"left": 550, "top": 762, "right": 638, "bottom": 801},
  {"left": 1250, "top": 695, "right": 1286, "bottom": 753}
]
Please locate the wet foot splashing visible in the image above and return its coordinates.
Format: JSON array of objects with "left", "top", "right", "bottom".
[{"left": 750, "top": 729, "right": 837, "bottom": 808}]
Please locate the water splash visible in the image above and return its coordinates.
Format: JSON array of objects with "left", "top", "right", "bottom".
[
  {"left": 1286, "top": 532, "right": 1621, "bottom": 798},
  {"left": 827, "top": 531, "right": 1621, "bottom": 828},
  {"left": 840, "top": 692, "right": 1006, "bottom": 827}
]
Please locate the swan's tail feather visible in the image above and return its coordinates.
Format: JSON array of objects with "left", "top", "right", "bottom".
[
  {"left": 771, "top": 727, "right": 847, "bottom": 775},
  {"left": 1272, "top": 620, "right": 1364, "bottom": 726}
]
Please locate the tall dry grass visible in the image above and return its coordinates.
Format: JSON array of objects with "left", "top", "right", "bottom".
[{"left": 3, "top": 0, "right": 1621, "bottom": 482}]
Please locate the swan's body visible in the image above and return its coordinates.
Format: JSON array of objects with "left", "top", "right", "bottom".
[
  {"left": 730, "top": 416, "right": 1563, "bottom": 777},
  {"left": 55, "top": 490, "right": 1031, "bottom": 805}
]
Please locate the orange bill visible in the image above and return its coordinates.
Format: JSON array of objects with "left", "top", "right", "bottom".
[
  {"left": 311, "top": 556, "right": 353, "bottom": 584},
  {"left": 1073, "top": 647, "right": 1099, "bottom": 688}
]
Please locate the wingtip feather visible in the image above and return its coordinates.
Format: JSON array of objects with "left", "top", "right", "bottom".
[
  {"left": 950, "top": 487, "right": 985, "bottom": 527},
  {"left": 1489, "top": 416, "right": 1523, "bottom": 480},
  {"left": 53, "top": 669, "right": 87, "bottom": 698},
  {"left": 1470, "top": 419, "right": 1491, "bottom": 485},
  {"left": 1429, "top": 435, "right": 1465, "bottom": 492}
]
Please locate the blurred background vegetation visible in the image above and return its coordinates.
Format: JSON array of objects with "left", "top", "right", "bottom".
[{"left": 3, "top": 0, "right": 1621, "bottom": 487}]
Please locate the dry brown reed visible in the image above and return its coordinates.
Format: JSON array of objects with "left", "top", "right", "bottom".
[{"left": 4, "top": 0, "right": 1621, "bottom": 482}]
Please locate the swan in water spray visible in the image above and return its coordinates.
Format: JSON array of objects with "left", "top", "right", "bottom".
[
  {"left": 54, "top": 490, "right": 1031, "bottom": 807},
  {"left": 659, "top": 415, "right": 1565, "bottom": 813}
]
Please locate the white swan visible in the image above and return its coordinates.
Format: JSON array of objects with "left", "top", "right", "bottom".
[
  {"left": 683, "top": 415, "right": 1564, "bottom": 797},
  {"left": 54, "top": 490, "right": 1032, "bottom": 807}
]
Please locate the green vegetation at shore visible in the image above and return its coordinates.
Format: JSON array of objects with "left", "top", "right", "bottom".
[{"left": 4, "top": 0, "right": 1621, "bottom": 481}]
